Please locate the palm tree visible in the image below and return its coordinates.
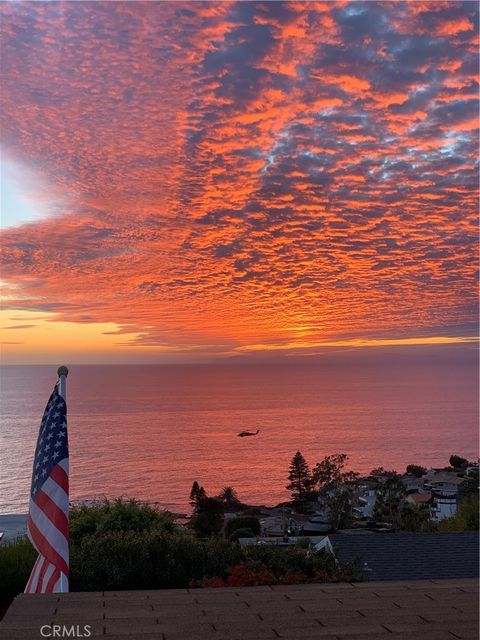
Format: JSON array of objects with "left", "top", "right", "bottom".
[{"left": 218, "top": 486, "right": 240, "bottom": 506}]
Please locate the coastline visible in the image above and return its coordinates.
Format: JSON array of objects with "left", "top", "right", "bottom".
[{"left": 0, "top": 514, "right": 27, "bottom": 543}]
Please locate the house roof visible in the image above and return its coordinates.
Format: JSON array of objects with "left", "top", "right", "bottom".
[
  {"left": 330, "top": 532, "right": 479, "bottom": 582},
  {"left": 407, "top": 492, "right": 432, "bottom": 503},
  {"left": 426, "top": 473, "right": 465, "bottom": 485},
  {"left": 1, "top": 578, "right": 478, "bottom": 640}
]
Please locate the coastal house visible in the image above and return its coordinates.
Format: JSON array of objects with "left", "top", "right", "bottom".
[
  {"left": 406, "top": 491, "right": 432, "bottom": 508},
  {"left": 354, "top": 488, "right": 377, "bottom": 518},
  {"left": 466, "top": 464, "right": 479, "bottom": 477},
  {"left": 258, "top": 506, "right": 307, "bottom": 536},
  {"left": 405, "top": 491, "right": 433, "bottom": 519},
  {"left": 401, "top": 474, "right": 426, "bottom": 493},
  {"left": 424, "top": 472, "right": 465, "bottom": 520}
]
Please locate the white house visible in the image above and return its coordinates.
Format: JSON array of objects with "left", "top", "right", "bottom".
[
  {"left": 355, "top": 489, "right": 377, "bottom": 518},
  {"left": 424, "top": 473, "right": 464, "bottom": 521}
]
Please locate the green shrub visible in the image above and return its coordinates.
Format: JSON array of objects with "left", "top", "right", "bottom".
[
  {"left": 244, "top": 545, "right": 338, "bottom": 579},
  {"left": 1, "top": 530, "right": 358, "bottom": 606},
  {"left": 294, "top": 538, "right": 311, "bottom": 549},
  {"left": 229, "top": 527, "right": 255, "bottom": 542},
  {"left": 202, "top": 538, "right": 243, "bottom": 579},
  {"left": 72, "top": 529, "right": 202, "bottom": 591},
  {"left": 224, "top": 516, "right": 261, "bottom": 538},
  {"left": 70, "top": 499, "right": 175, "bottom": 545},
  {"left": 71, "top": 529, "right": 244, "bottom": 591},
  {"left": 189, "top": 498, "right": 224, "bottom": 537},
  {"left": 0, "top": 537, "right": 37, "bottom": 609},
  {"left": 0, "top": 500, "right": 361, "bottom": 608}
]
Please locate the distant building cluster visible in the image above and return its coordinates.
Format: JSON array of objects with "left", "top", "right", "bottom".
[
  {"left": 356, "top": 465, "right": 478, "bottom": 524},
  {"left": 252, "top": 463, "right": 478, "bottom": 538}
]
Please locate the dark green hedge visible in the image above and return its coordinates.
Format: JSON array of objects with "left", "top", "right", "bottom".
[
  {"left": 224, "top": 515, "right": 261, "bottom": 537},
  {"left": 0, "top": 500, "right": 360, "bottom": 611},
  {"left": 71, "top": 531, "right": 243, "bottom": 591},
  {"left": 0, "top": 537, "right": 37, "bottom": 609}
]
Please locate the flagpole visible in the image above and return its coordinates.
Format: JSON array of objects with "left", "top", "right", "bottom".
[
  {"left": 57, "top": 365, "right": 68, "bottom": 402},
  {"left": 57, "top": 366, "right": 69, "bottom": 593}
]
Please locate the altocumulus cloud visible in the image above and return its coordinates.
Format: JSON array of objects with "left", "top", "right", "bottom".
[{"left": 0, "top": 1, "right": 478, "bottom": 355}]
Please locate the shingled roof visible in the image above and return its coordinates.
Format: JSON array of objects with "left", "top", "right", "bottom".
[
  {"left": 1, "top": 579, "right": 478, "bottom": 640},
  {"left": 330, "top": 532, "right": 479, "bottom": 582}
]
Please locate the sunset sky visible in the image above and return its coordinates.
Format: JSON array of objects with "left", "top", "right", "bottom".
[{"left": 1, "top": 1, "right": 478, "bottom": 364}]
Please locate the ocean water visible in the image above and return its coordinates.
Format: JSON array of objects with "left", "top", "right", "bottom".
[{"left": 0, "top": 362, "right": 478, "bottom": 515}]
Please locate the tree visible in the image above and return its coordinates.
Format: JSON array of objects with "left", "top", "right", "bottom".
[
  {"left": 219, "top": 486, "right": 238, "bottom": 502},
  {"left": 229, "top": 527, "right": 255, "bottom": 542},
  {"left": 189, "top": 481, "right": 206, "bottom": 513},
  {"left": 310, "top": 454, "right": 359, "bottom": 529},
  {"left": 225, "top": 516, "right": 261, "bottom": 538},
  {"left": 449, "top": 455, "right": 469, "bottom": 470},
  {"left": 218, "top": 487, "right": 241, "bottom": 511},
  {"left": 324, "top": 487, "right": 354, "bottom": 529},
  {"left": 190, "top": 497, "right": 224, "bottom": 537},
  {"left": 373, "top": 476, "right": 406, "bottom": 529},
  {"left": 312, "top": 454, "right": 358, "bottom": 493},
  {"left": 369, "top": 467, "right": 397, "bottom": 477},
  {"left": 286, "top": 451, "right": 313, "bottom": 508},
  {"left": 406, "top": 465, "right": 427, "bottom": 478},
  {"left": 399, "top": 504, "right": 432, "bottom": 531}
]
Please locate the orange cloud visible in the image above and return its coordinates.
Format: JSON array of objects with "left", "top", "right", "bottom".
[
  {"left": 0, "top": 1, "right": 478, "bottom": 362},
  {"left": 311, "top": 72, "right": 371, "bottom": 93}
]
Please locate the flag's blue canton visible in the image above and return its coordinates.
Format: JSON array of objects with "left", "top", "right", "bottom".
[{"left": 31, "top": 390, "right": 68, "bottom": 499}]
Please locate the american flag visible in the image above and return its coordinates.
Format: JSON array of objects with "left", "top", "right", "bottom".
[{"left": 25, "top": 386, "right": 69, "bottom": 593}]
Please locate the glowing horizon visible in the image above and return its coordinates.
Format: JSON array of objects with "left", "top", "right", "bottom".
[{"left": 1, "top": 2, "right": 478, "bottom": 364}]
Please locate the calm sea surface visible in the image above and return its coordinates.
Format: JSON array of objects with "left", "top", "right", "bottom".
[{"left": 0, "top": 363, "right": 478, "bottom": 515}]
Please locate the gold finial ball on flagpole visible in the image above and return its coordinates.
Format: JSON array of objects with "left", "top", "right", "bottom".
[{"left": 57, "top": 366, "right": 69, "bottom": 377}]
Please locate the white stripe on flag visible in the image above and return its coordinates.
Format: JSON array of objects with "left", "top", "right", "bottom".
[
  {"left": 53, "top": 572, "right": 66, "bottom": 593},
  {"left": 58, "top": 459, "right": 68, "bottom": 474},
  {"left": 42, "top": 475, "right": 69, "bottom": 512}
]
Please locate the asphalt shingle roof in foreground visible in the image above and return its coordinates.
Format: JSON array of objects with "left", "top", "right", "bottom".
[
  {"left": 0, "top": 578, "right": 478, "bottom": 640},
  {"left": 330, "top": 532, "right": 479, "bottom": 582}
]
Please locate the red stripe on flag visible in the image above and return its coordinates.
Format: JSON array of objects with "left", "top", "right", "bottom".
[
  {"left": 28, "top": 515, "right": 69, "bottom": 577},
  {"left": 35, "top": 490, "right": 69, "bottom": 539},
  {"left": 45, "top": 567, "right": 61, "bottom": 593},
  {"left": 50, "top": 465, "right": 69, "bottom": 493},
  {"left": 36, "top": 557, "right": 49, "bottom": 593}
]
